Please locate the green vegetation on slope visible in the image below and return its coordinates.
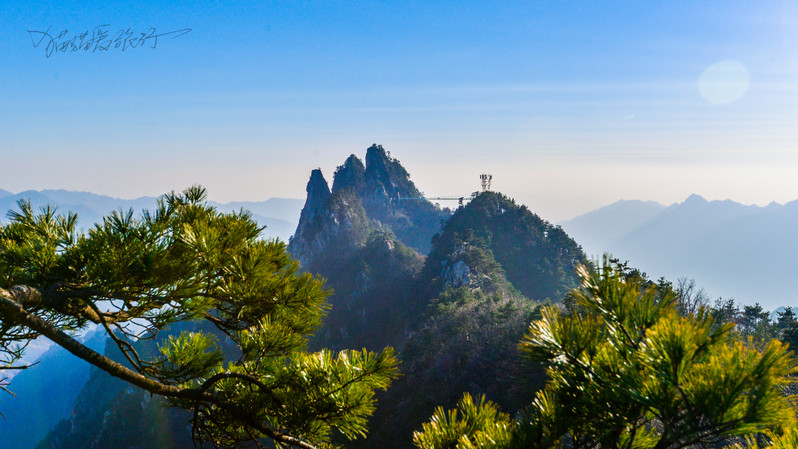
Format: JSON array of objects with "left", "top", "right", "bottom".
[
  {"left": 413, "top": 257, "right": 798, "bottom": 449},
  {"left": 425, "top": 191, "right": 585, "bottom": 302}
]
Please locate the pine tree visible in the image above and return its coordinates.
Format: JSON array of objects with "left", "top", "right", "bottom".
[
  {"left": 0, "top": 186, "right": 398, "bottom": 449},
  {"left": 413, "top": 257, "right": 797, "bottom": 449},
  {"left": 776, "top": 307, "right": 798, "bottom": 351}
]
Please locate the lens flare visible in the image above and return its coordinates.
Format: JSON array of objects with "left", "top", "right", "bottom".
[{"left": 698, "top": 60, "right": 751, "bottom": 105}]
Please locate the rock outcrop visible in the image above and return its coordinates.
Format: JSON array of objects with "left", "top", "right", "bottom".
[
  {"left": 289, "top": 144, "right": 450, "bottom": 269},
  {"left": 300, "top": 169, "right": 331, "bottom": 218}
]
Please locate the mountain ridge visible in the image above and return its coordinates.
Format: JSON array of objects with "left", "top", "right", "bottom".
[
  {"left": 561, "top": 195, "right": 798, "bottom": 309},
  {"left": 0, "top": 189, "right": 303, "bottom": 242}
]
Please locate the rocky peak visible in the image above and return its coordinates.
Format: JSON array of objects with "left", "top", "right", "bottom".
[
  {"left": 301, "top": 169, "right": 331, "bottom": 216},
  {"left": 289, "top": 169, "right": 332, "bottom": 263},
  {"left": 332, "top": 154, "right": 366, "bottom": 194},
  {"left": 290, "top": 145, "right": 451, "bottom": 261},
  {"left": 363, "top": 144, "right": 420, "bottom": 202},
  {"left": 365, "top": 144, "right": 390, "bottom": 176}
]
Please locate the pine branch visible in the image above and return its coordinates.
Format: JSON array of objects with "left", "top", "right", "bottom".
[{"left": 0, "top": 287, "right": 322, "bottom": 449}]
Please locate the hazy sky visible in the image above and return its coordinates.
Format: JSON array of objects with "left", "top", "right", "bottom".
[{"left": 2, "top": 1, "right": 798, "bottom": 221}]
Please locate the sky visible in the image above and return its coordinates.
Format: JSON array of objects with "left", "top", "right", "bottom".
[{"left": 2, "top": 0, "right": 798, "bottom": 222}]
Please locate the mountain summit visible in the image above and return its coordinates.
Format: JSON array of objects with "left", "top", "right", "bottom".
[
  {"left": 331, "top": 154, "right": 366, "bottom": 194},
  {"left": 424, "top": 191, "right": 585, "bottom": 301},
  {"left": 302, "top": 168, "right": 332, "bottom": 217},
  {"left": 289, "top": 144, "right": 449, "bottom": 267}
]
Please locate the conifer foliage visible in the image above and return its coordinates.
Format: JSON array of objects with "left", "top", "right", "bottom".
[
  {"left": 0, "top": 186, "right": 398, "bottom": 449},
  {"left": 413, "top": 257, "right": 797, "bottom": 449}
]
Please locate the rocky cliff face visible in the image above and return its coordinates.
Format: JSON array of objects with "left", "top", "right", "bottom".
[
  {"left": 361, "top": 144, "right": 421, "bottom": 205},
  {"left": 290, "top": 168, "right": 371, "bottom": 269},
  {"left": 289, "top": 144, "right": 450, "bottom": 269},
  {"left": 300, "top": 168, "right": 331, "bottom": 219}
]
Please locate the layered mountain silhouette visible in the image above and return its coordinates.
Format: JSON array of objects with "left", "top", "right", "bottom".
[
  {"left": 561, "top": 195, "right": 798, "bottom": 309},
  {"left": 7, "top": 149, "right": 798, "bottom": 449},
  {"left": 34, "top": 325, "right": 199, "bottom": 449}
]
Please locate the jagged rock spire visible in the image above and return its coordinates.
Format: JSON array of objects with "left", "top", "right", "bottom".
[
  {"left": 290, "top": 169, "right": 331, "bottom": 262},
  {"left": 300, "top": 168, "right": 330, "bottom": 217}
]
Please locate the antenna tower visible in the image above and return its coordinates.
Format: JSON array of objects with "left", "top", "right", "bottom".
[{"left": 480, "top": 174, "right": 492, "bottom": 192}]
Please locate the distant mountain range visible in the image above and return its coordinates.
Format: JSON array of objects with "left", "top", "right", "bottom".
[
  {"left": 560, "top": 194, "right": 798, "bottom": 310},
  {"left": 0, "top": 189, "right": 304, "bottom": 243},
  {"left": 3, "top": 187, "right": 794, "bottom": 311}
]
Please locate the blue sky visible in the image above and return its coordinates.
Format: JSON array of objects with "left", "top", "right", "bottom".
[{"left": 2, "top": 0, "right": 797, "bottom": 220}]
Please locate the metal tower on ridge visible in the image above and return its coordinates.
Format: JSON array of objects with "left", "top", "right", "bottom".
[{"left": 480, "top": 174, "right": 492, "bottom": 192}]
